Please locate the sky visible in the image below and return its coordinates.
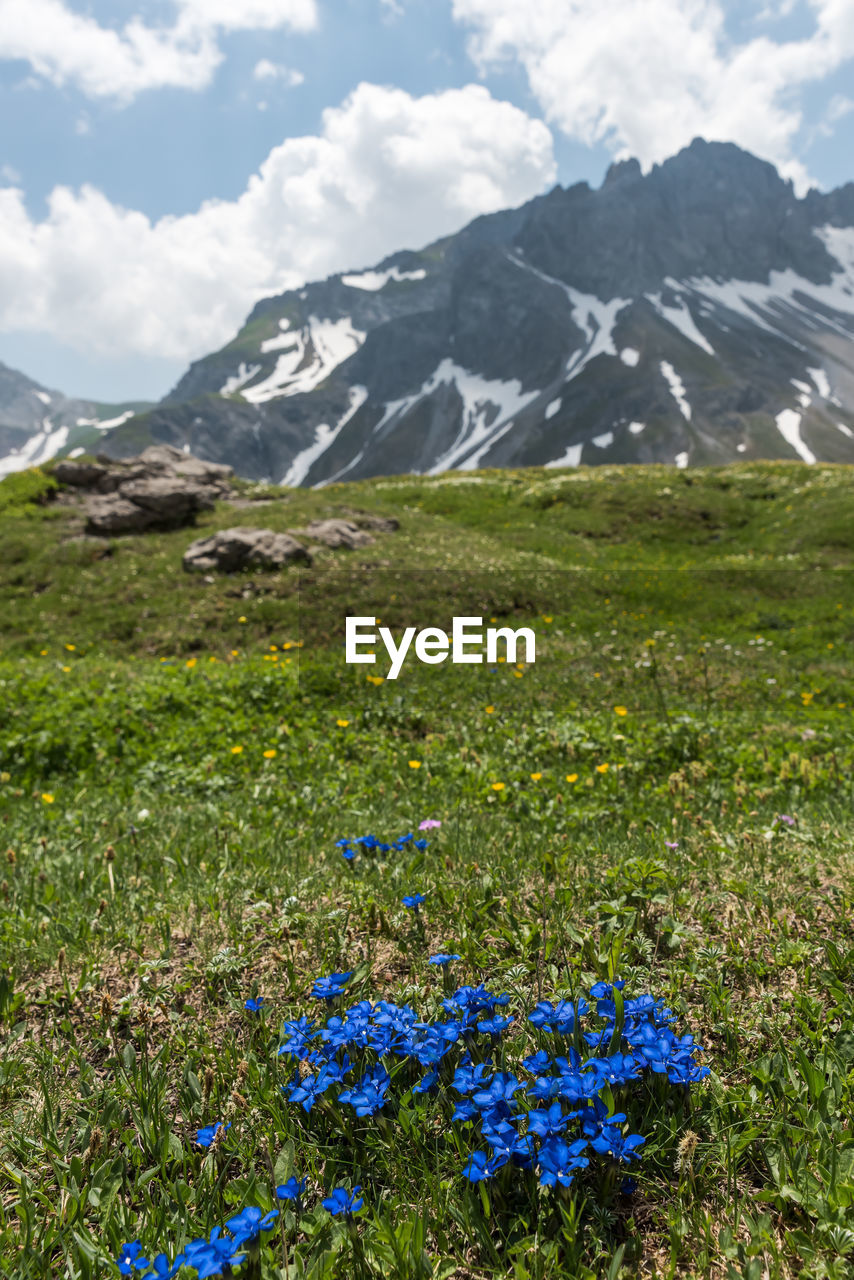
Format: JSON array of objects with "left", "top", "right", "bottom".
[{"left": 0, "top": 0, "right": 852, "bottom": 404}]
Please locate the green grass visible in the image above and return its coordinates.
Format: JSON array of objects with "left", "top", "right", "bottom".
[{"left": 0, "top": 460, "right": 853, "bottom": 1279}]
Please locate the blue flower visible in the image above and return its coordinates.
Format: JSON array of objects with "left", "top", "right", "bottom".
[
  {"left": 452, "top": 1060, "right": 494, "bottom": 1095},
  {"left": 311, "top": 971, "right": 353, "bottom": 1002},
  {"left": 117, "top": 1242, "right": 149, "bottom": 1275},
  {"left": 523, "top": 1049, "right": 552, "bottom": 1075},
  {"left": 471, "top": 1071, "right": 524, "bottom": 1114},
  {"left": 537, "top": 1137, "right": 589, "bottom": 1188},
  {"left": 278, "top": 1016, "right": 317, "bottom": 1059},
  {"left": 528, "top": 998, "right": 586, "bottom": 1034},
  {"left": 451, "top": 1098, "right": 479, "bottom": 1122},
  {"left": 338, "top": 1065, "right": 390, "bottom": 1116},
  {"left": 429, "top": 953, "right": 461, "bottom": 966},
  {"left": 244, "top": 996, "right": 265, "bottom": 1013},
  {"left": 461, "top": 1151, "right": 497, "bottom": 1182},
  {"left": 285, "top": 1060, "right": 345, "bottom": 1112},
  {"left": 476, "top": 1013, "right": 513, "bottom": 1037},
  {"left": 414, "top": 1067, "right": 439, "bottom": 1093},
  {"left": 322, "top": 1186, "right": 363, "bottom": 1216},
  {"left": 276, "top": 1176, "right": 308, "bottom": 1203},
  {"left": 527, "top": 1101, "right": 570, "bottom": 1139},
  {"left": 482, "top": 1120, "right": 536, "bottom": 1169},
  {"left": 225, "top": 1207, "right": 279, "bottom": 1246},
  {"left": 195, "top": 1121, "right": 230, "bottom": 1148},
  {"left": 402, "top": 893, "right": 426, "bottom": 909}
]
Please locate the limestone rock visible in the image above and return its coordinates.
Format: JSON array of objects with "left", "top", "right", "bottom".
[
  {"left": 292, "top": 518, "right": 375, "bottom": 549},
  {"left": 84, "top": 496, "right": 158, "bottom": 535},
  {"left": 183, "top": 527, "right": 311, "bottom": 573}
]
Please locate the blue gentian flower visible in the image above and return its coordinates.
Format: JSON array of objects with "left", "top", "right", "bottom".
[
  {"left": 276, "top": 1176, "right": 308, "bottom": 1203},
  {"left": 471, "top": 1071, "right": 524, "bottom": 1111},
  {"left": 338, "top": 1065, "right": 390, "bottom": 1116},
  {"left": 322, "top": 1186, "right": 363, "bottom": 1216},
  {"left": 476, "top": 1013, "right": 513, "bottom": 1037},
  {"left": 461, "top": 1151, "right": 497, "bottom": 1182},
  {"left": 527, "top": 1101, "right": 570, "bottom": 1138},
  {"left": 414, "top": 1067, "right": 440, "bottom": 1093},
  {"left": 116, "top": 1242, "right": 149, "bottom": 1275},
  {"left": 429, "top": 953, "right": 461, "bottom": 965},
  {"left": 523, "top": 1050, "right": 552, "bottom": 1074},
  {"left": 482, "top": 1120, "right": 535, "bottom": 1169},
  {"left": 195, "top": 1121, "right": 230, "bottom": 1148},
  {"left": 402, "top": 893, "right": 426, "bottom": 909},
  {"left": 278, "top": 1016, "right": 317, "bottom": 1059},
  {"left": 311, "top": 972, "right": 353, "bottom": 1002},
  {"left": 244, "top": 996, "right": 265, "bottom": 1013},
  {"left": 537, "top": 1137, "right": 589, "bottom": 1188},
  {"left": 451, "top": 1098, "right": 479, "bottom": 1122},
  {"left": 285, "top": 1061, "right": 344, "bottom": 1112},
  {"left": 225, "top": 1207, "right": 279, "bottom": 1245}
]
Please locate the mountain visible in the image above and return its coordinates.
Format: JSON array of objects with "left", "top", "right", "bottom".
[
  {"left": 0, "top": 360, "right": 152, "bottom": 481},
  {"left": 90, "top": 139, "right": 854, "bottom": 480}
]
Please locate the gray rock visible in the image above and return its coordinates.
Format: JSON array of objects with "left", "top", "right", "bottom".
[
  {"left": 118, "top": 476, "right": 215, "bottom": 523},
  {"left": 54, "top": 460, "right": 109, "bottom": 488},
  {"left": 292, "top": 518, "right": 375, "bottom": 549},
  {"left": 85, "top": 496, "right": 158, "bottom": 535},
  {"left": 182, "top": 527, "right": 311, "bottom": 573}
]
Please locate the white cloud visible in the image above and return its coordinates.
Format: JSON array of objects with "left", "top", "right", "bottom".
[
  {"left": 452, "top": 0, "right": 854, "bottom": 192},
  {"left": 0, "top": 0, "right": 317, "bottom": 101},
  {"left": 253, "top": 58, "right": 305, "bottom": 85},
  {"left": 0, "top": 82, "right": 555, "bottom": 361}
]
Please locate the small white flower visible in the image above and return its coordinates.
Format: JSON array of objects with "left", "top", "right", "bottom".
[{"left": 137, "top": 808, "right": 150, "bottom": 820}]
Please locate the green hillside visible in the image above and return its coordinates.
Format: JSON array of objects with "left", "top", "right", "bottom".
[{"left": 0, "top": 461, "right": 852, "bottom": 1280}]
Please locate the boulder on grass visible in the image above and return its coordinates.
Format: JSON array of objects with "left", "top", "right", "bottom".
[
  {"left": 183, "top": 527, "right": 312, "bottom": 573},
  {"left": 292, "top": 518, "right": 375, "bottom": 549},
  {"left": 84, "top": 496, "right": 158, "bottom": 535}
]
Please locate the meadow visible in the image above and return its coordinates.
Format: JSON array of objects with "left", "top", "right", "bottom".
[{"left": 0, "top": 460, "right": 852, "bottom": 1279}]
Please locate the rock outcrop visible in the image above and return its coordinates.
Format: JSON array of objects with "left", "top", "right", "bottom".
[
  {"left": 182, "top": 527, "right": 311, "bottom": 572},
  {"left": 50, "top": 445, "right": 233, "bottom": 535}
]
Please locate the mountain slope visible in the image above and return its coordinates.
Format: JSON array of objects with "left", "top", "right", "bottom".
[
  {"left": 0, "top": 360, "right": 153, "bottom": 480},
  {"left": 101, "top": 139, "right": 854, "bottom": 483}
]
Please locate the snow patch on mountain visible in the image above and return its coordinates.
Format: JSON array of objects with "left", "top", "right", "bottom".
[
  {"left": 545, "top": 398, "right": 561, "bottom": 419},
  {"left": 33, "top": 390, "right": 51, "bottom": 405},
  {"left": 675, "top": 451, "right": 689, "bottom": 468},
  {"left": 75, "top": 409, "right": 135, "bottom": 431},
  {"left": 791, "top": 379, "right": 812, "bottom": 409},
  {"left": 242, "top": 316, "right": 365, "bottom": 404},
  {"left": 648, "top": 284, "right": 715, "bottom": 356},
  {"left": 836, "top": 421, "right": 853, "bottom": 438},
  {"left": 0, "top": 423, "right": 69, "bottom": 479},
  {"left": 684, "top": 229, "right": 854, "bottom": 351},
  {"left": 776, "top": 408, "right": 816, "bottom": 463},
  {"left": 806, "top": 366, "right": 839, "bottom": 404},
  {"left": 629, "top": 421, "right": 645, "bottom": 434},
  {"left": 593, "top": 431, "right": 613, "bottom": 448},
  {"left": 281, "top": 384, "right": 369, "bottom": 487},
  {"left": 260, "top": 321, "right": 295, "bottom": 354},
  {"left": 505, "top": 252, "right": 630, "bottom": 384},
  {"left": 424, "top": 359, "right": 540, "bottom": 473},
  {"left": 619, "top": 348, "right": 640, "bottom": 366},
  {"left": 660, "top": 361, "right": 692, "bottom": 419},
  {"left": 220, "top": 363, "right": 261, "bottom": 396},
  {"left": 545, "top": 442, "right": 583, "bottom": 468},
  {"left": 341, "top": 266, "right": 427, "bottom": 291}
]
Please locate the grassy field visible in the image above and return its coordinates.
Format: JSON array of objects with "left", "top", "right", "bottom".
[{"left": 0, "top": 460, "right": 852, "bottom": 1279}]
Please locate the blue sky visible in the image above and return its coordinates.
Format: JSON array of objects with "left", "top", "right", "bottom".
[{"left": 0, "top": 0, "right": 852, "bottom": 403}]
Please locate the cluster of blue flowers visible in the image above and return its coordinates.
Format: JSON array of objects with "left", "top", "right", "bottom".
[
  {"left": 116, "top": 1206, "right": 278, "bottom": 1278},
  {"left": 277, "top": 973, "right": 709, "bottom": 1190},
  {"left": 335, "top": 830, "right": 429, "bottom": 862},
  {"left": 115, "top": 1181, "right": 363, "bottom": 1277}
]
